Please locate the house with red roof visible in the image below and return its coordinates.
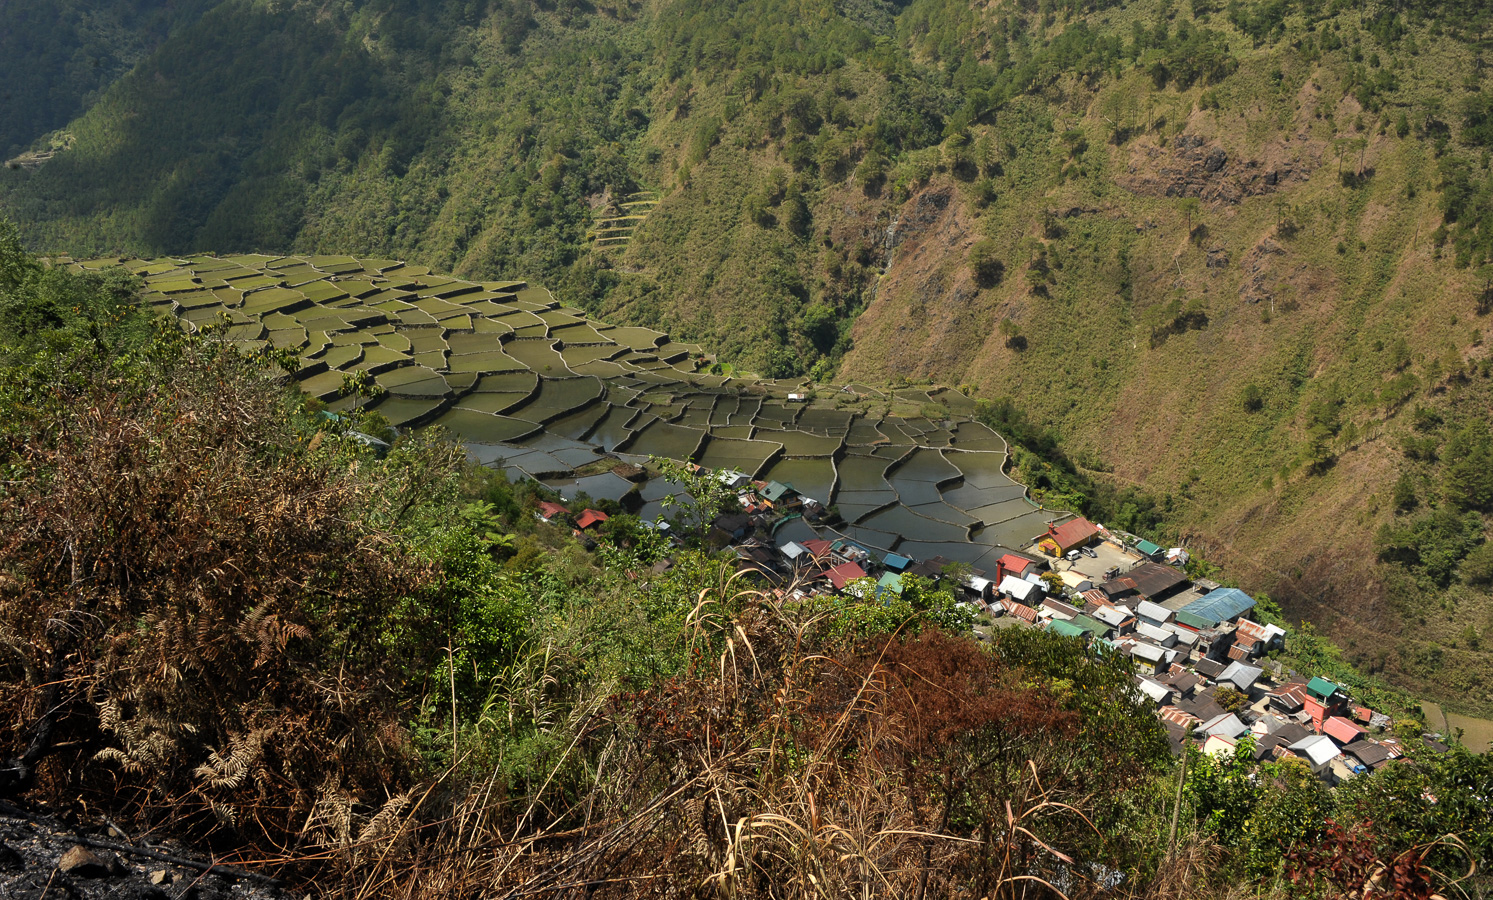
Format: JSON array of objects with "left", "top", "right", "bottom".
[
  {"left": 1322, "top": 716, "right": 1367, "bottom": 746},
  {"left": 1036, "top": 517, "right": 1100, "bottom": 556},
  {"left": 998, "top": 553, "right": 1039, "bottom": 579},
  {"left": 824, "top": 561, "right": 868, "bottom": 591},
  {"left": 575, "top": 509, "right": 610, "bottom": 530},
  {"left": 801, "top": 539, "right": 834, "bottom": 560},
  {"left": 537, "top": 501, "right": 569, "bottom": 523}
]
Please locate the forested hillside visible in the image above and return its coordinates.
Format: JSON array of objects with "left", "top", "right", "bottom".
[
  {"left": 0, "top": 0, "right": 217, "bottom": 159},
  {"left": 3, "top": 221, "right": 1491, "bottom": 899},
  {"left": 4, "top": 0, "right": 1493, "bottom": 713}
]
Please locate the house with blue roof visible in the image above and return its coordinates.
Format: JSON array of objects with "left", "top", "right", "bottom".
[
  {"left": 883, "top": 552, "right": 912, "bottom": 572},
  {"left": 1176, "top": 588, "right": 1256, "bottom": 629}
]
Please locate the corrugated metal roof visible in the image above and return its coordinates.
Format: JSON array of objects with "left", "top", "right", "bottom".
[
  {"left": 1129, "top": 642, "right": 1168, "bottom": 662},
  {"left": 1159, "top": 706, "right": 1201, "bottom": 728},
  {"left": 1002, "top": 600, "right": 1040, "bottom": 623},
  {"left": 1288, "top": 734, "right": 1340, "bottom": 767},
  {"left": 1175, "top": 610, "right": 1215, "bottom": 630},
  {"left": 1135, "top": 677, "right": 1172, "bottom": 703},
  {"left": 1307, "top": 676, "right": 1341, "bottom": 700},
  {"left": 1070, "top": 615, "right": 1108, "bottom": 636},
  {"left": 999, "top": 553, "right": 1037, "bottom": 574},
  {"left": 1323, "top": 716, "right": 1366, "bottom": 745},
  {"left": 1124, "top": 563, "right": 1189, "bottom": 599},
  {"left": 1135, "top": 599, "right": 1174, "bottom": 623},
  {"left": 1048, "top": 619, "right": 1086, "bottom": 638},
  {"left": 1135, "top": 622, "right": 1177, "bottom": 646},
  {"left": 1177, "top": 588, "right": 1256, "bottom": 627},
  {"left": 825, "top": 562, "right": 868, "bottom": 589},
  {"left": 1044, "top": 517, "right": 1099, "bottom": 551},
  {"left": 1202, "top": 713, "right": 1248, "bottom": 739},
  {"left": 999, "top": 575, "right": 1042, "bottom": 602},
  {"left": 1217, "top": 662, "right": 1262, "bottom": 691},
  {"left": 1136, "top": 539, "right": 1163, "bottom": 556}
]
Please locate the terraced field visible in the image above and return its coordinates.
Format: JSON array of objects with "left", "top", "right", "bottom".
[{"left": 70, "top": 254, "right": 1061, "bottom": 570}]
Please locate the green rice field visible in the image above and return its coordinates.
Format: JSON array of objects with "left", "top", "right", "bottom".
[{"left": 72, "top": 254, "right": 1064, "bottom": 568}]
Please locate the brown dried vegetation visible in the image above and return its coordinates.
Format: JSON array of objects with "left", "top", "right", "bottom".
[
  {"left": 0, "top": 340, "right": 448, "bottom": 860},
  {"left": 349, "top": 596, "right": 1166, "bottom": 900}
]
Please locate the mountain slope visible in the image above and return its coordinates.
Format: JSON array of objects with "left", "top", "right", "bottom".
[
  {"left": 5, "top": 0, "right": 1493, "bottom": 711},
  {"left": 0, "top": 0, "right": 218, "bottom": 159}
]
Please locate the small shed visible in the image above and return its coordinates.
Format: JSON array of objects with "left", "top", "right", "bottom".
[
  {"left": 1135, "top": 539, "right": 1164, "bottom": 558},
  {"left": 883, "top": 552, "right": 912, "bottom": 572}
]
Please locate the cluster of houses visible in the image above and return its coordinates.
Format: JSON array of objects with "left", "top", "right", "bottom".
[
  {"left": 982, "top": 517, "right": 1412, "bottom": 781},
  {"left": 537, "top": 500, "right": 611, "bottom": 534},
  {"left": 735, "top": 497, "right": 1411, "bottom": 783},
  {"left": 537, "top": 472, "right": 1420, "bottom": 783}
]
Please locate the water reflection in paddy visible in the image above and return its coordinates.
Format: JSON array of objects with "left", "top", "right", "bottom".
[{"left": 763, "top": 458, "right": 836, "bottom": 504}]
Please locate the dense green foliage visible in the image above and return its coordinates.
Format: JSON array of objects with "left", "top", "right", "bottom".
[
  {"left": 2, "top": 225, "right": 1491, "bottom": 896},
  {"left": 0, "top": 0, "right": 217, "bottom": 159}
]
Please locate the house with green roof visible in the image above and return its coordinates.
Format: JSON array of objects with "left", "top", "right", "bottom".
[
  {"left": 760, "top": 481, "right": 796, "bottom": 503},
  {"left": 1068, "top": 615, "right": 1109, "bottom": 638},
  {"left": 1306, "top": 677, "right": 1343, "bottom": 702},
  {"left": 1047, "top": 619, "right": 1088, "bottom": 639}
]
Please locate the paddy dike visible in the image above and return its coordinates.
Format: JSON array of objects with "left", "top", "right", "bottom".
[{"left": 73, "top": 254, "right": 1064, "bottom": 571}]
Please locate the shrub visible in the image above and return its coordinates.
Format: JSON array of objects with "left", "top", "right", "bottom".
[{"left": 969, "top": 238, "right": 1005, "bottom": 288}]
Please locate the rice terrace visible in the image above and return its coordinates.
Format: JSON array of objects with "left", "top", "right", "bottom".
[{"left": 68, "top": 253, "right": 1064, "bottom": 569}]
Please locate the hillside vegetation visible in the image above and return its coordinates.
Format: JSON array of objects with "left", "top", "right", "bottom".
[
  {"left": 5, "top": 0, "right": 1493, "bottom": 712},
  {"left": 3, "top": 220, "right": 1492, "bottom": 898}
]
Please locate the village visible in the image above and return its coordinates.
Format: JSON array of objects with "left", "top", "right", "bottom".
[{"left": 538, "top": 466, "right": 1424, "bottom": 784}]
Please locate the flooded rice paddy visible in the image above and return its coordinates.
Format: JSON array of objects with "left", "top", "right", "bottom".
[{"left": 85, "top": 254, "right": 1064, "bottom": 561}]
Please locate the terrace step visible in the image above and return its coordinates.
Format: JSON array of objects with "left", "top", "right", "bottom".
[{"left": 588, "top": 191, "right": 662, "bottom": 250}]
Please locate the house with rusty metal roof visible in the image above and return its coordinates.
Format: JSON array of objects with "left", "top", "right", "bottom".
[
  {"left": 1035, "top": 516, "right": 1100, "bottom": 556},
  {"left": 1122, "top": 563, "right": 1190, "bottom": 603}
]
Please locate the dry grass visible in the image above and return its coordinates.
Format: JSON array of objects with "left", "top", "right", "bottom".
[
  {"left": 297, "top": 581, "right": 1175, "bottom": 900},
  {"left": 0, "top": 339, "right": 453, "bottom": 863}
]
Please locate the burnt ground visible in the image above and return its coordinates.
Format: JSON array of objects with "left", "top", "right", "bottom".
[{"left": 0, "top": 801, "right": 290, "bottom": 900}]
